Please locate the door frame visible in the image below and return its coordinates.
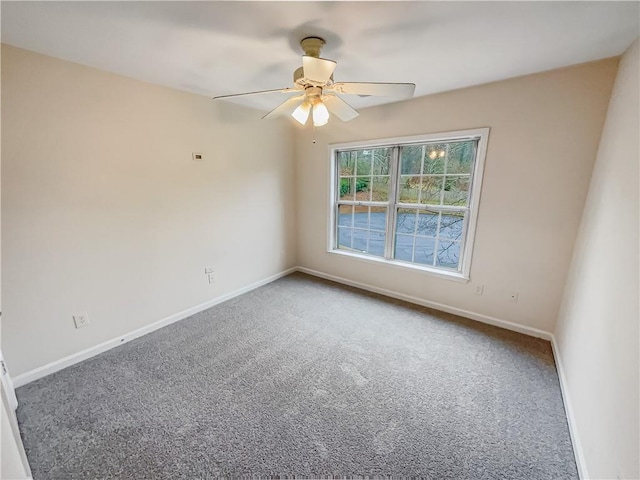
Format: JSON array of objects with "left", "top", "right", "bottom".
[{"left": 0, "top": 349, "right": 18, "bottom": 411}]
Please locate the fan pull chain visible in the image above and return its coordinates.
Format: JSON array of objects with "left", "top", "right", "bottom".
[{"left": 312, "top": 123, "right": 317, "bottom": 144}]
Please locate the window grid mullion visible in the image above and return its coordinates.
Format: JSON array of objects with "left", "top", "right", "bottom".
[
  {"left": 396, "top": 203, "right": 468, "bottom": 213},
  {"left": 417, "top": 145, "right": 425, "bottom": 205},
  {"left": 432, "top": 211, "right": 441, "bottom": 266},
  {"left": 338, "top": 201, "right": 389, "bottom": 207},
  {"left": 333, "top": 131, "right": 486, "bottom": 277},
  {"left": 350, "top": 203, "right": 355, "bottom": 250},
  {"left": 384, "top": 147, "right": 400, "bottom": 260},
  {"left": 438, "top": 143, "right": 450, "bottom": 206},
  {"left": 433, "top": 143, "right": 451, "bottom": 266},
  {"left": 456, "top": 213, "right": 470, "bottom": 271},
  {"left": 370, "top": 151, "right": 374, "bottom": 186},
  {"left": 334, "top": 151, "right": 346, "bottom": 250},
  {"left": 410, "top": 209, "right": 419, "bottom": 263},
  {"left": 366, "top": 207, "right": 371, "bottom": 253}
]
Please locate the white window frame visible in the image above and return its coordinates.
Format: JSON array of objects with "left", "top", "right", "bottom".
[{"left": 327, "top": 128, "right": 489, "bottom": 282}]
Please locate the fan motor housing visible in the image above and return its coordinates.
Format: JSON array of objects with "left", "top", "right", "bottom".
[
  {"left": 293, "top": 67, "right": 305, "bottom": 86},
  {"left": 293, "top": 67, "right": 334, "bottom": 88}
]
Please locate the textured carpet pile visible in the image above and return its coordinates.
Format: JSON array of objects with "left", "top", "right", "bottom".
[{"left": 17, "top": 273, "right": 578, "bottom": 479}]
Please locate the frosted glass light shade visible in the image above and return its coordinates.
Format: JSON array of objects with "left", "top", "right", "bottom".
[
  {"left": 291, "top": 102, "right": 311, "bottom": 125},
  {"left": 312, "top": 102, "right": 330, "bottom": 126}
]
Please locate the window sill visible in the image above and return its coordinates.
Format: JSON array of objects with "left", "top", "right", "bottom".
[{"left": 327, "top": 249, "right": 470, "bottom": 283}]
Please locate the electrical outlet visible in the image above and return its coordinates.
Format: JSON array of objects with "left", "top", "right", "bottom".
[
  {"left": 475, "top": 284, "right": 484, "bottom": 296},
  {"left": 73, "top": 313, "right": 90, "bottom": 329},
  {"left": 192, "top": 152, "right": 204, "bottom": 161},
  {"left": 208, "top": 273, "right": 215, "bottom": 284},
  {"left": 509, "top": 292, "right": 519, "bottom": 303}
]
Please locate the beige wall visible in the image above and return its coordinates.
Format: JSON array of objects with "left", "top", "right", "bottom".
[
  {"left": 555, "top": 39, "right": 639, "bottom": 480},
  {"left": 1, "top": 45, "right": 296, "bottom": 376},
  {"left": 1, "top": 36, "right": 636, "bottom": 480},
  {"left": 295, "top": 58, "right": 618, "bottom": 333},
  {"left": 1, "top": 51, "right": 31, "bottom": 478}
]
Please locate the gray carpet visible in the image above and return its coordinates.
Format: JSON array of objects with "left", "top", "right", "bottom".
[{"left": 16, "top": 272, "right": 578, "bottom": 479}]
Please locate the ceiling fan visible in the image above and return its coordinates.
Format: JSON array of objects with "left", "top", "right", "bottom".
[{"left": 213, "top": 37, "right": 416, "bottom": 127}]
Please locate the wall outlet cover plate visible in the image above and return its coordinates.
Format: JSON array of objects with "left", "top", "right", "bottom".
[{"left": 73, "top": 314, "right": 90, "bottom": 329}]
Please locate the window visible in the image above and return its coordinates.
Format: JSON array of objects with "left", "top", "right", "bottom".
[{"left": 329, "top": 128, "right": 489, "bottom": 280}]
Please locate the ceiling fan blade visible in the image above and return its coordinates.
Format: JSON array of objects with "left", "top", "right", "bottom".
[
  {"left": 213, "top": 87, "right": 299, "bottom": 100},
  {"left": 302, "top": 56, "right": 337, "bottom": 83},
  {"left": 323, "top": 95, "right": 359, "bottom": 122},
  {"left": 328, "top": 82, "right": 416, "bottom": 98},
  {"left": 262, "top": 95, "right": 305, "bottom": 120}
]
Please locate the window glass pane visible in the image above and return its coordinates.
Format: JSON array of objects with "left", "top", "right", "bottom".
[
  {"left": 424, "top": 143, "right": 446, "bottom": 174},
  {"left": 355, "top": 176, "right": 371, "bottom": 201},
  {"left": 416, "top": 210, "right": 439, "bottom": 237},
  {"left": 446, "top": 141, "right": 474, "bottom": 174},
  {"left": 399, "top": 176, "right": 420, "bottom": 203},
  {"left": 419, "top": 176, "right": 443, "bottom": 205},
  {"left": 354, "top": 206, "right": 369, "bottom": 228},
  {"left": 396, "top": 208, "right": 438, "bottom": 237},
  {"left": 440, "top": 212, "right": 465, "bottom": 240},
  {"left": 394, "top": 209, "right": 438, "bottom": 265},
  {"left": 350, "top": 206, "right": 387, "bottom": 258},
  {"left": 369, "top": 206, "right": 387, "bottom": 232},
  {"left": 414, "top": 236, "right": 436, "bottom": 265},
  {"left": 338, "top": 204, "right": 354, "bottom": 227},
  {"left": 351, "top": 206, "right": 386, "bottom": 232},
  {"left": 339, "top": 177, "right": 355, "bottom": 201},
  {"left": 400, "top": 145, "right": 423, "bottom": 174},
  {"left": 339, "top": 151, "right": 355, "bottom": 176},
  {"left": 371, "top": 176, "right": 390, "bottom": 202},
  {"left": 372, "top": 148, "right": 392, "bottom": 175},
  {"left": 442, "top": 175, "right": 470, "bottom": 206},
  {"left": 423, "top": 158, "right": 445, "bottom": 175},
  {"left": 394, "top": 234, "right": 414, "bottom": 262},
  {"left": 353, "top": 230, "right": 368, "bottom": 251},
  {"left": 365, "top": 230, "right": 386, "bottom": 257},
  {"left": 337, "top": 227, "right": 353, "bottom": 250},
  {"left": 436, "top": 240, "right": 461, "bottom": 269},
  {"left": 396, "top": 208, "right": 416, "bottom": 234},
  {"left": 395, "top": 209, "right": 439, "bottom": 238},
  {"left": 356, "top": 151, "right": 372, "bottom": 176}
]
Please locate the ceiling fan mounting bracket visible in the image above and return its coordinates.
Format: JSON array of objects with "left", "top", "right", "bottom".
[{"left": 300, "top": 37, "right": 326, "bottom": 58}]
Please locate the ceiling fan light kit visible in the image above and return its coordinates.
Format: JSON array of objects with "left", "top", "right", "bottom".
[{"left": 213, "top": 36, "right": 416, "bottom": 127}]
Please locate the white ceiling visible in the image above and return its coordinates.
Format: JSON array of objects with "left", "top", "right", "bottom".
[{"left": 2, "top": 1, "right": 638, "bottom": 111}]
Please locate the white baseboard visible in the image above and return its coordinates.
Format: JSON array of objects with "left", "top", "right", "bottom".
[
  {"left": 297, "top": 267, "right": 591, "bottom": 476},
  {"left": 11, "top": 264, "right": 585, "bottom": 479},
  {"left": 550, "top": 335, "right": 588, "bottom": 480},
  {"left": 12, "top": 265, "right": 553, "bottom": 388},
  {"left": 12, "top": 267, "right": 297, "bottom": 388},
  {"left": 297, "top": 267, "right": 553, "bottom": 340},
  {"left": 297, "top": 266, "right": 588, "bottom": 478}
]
